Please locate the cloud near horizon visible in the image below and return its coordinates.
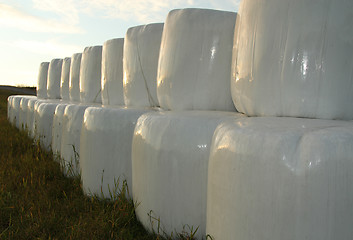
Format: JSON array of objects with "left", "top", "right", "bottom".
[
  {"left": 0, "top": 3, "right": 83, "bottom": 34},
  {"left": 80, "top": 0, "right": 240, "bottom": 23},
  {"left": 12, "top": 39, "right": 84, "bottom": 57},
  {"left": 1, "top": 0, "right": 241, "bottom": 34},
  {"left": 80, "top": 0, "right": 194, "bottom": 23}
]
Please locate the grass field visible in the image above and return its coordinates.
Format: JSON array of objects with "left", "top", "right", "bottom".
[{"left": 0, "top": 89, "right": 197, "bottom": 240}]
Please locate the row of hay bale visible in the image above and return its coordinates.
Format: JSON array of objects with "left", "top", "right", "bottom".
[{"left": 7, "top": 1, "right": 353, "bottom": 239}]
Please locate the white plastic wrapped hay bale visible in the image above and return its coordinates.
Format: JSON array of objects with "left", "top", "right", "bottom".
[
  {"left": 157, "top": 8, "right": 237, "bottom": 111},
  {"left": 7, "top": 95, "right": 14, "bottom": 123},
  {"left": 47, "top": 59, "right": 63, "bottom": 99},
  {"left": 19, "top": 96, "right": 37, "bottom": 131},
  {"left": 80, "top": 106, "right": 155, "bottom": 198},
  {"left": 101, "top": 38, "right": 124, "bottom": 105},
  {"left": 10, "top": 95, "right": 27, "bottom": 128},
  {"left": 36, "top": 62, "right": 49, "bottom": 99},
  {"left": 80, "top": 24, "right": 164, "bottom": 197},
  {"left": 52, "top": 103, "right": 68, "bottom": 158},
  {"left": 232, "top": 0, "right": 353, "bottom": 120},
  {"left": 18, "top": 98, "right": 27, "bottom": 130},
  {"left": 132, "top": 111, "right": 245, "bottom": 238},
  {"left": 61, "top": 57, "right": 71, "bottom": 101},
  {"left": 12, "top": 96, "right": 22, "bottom": 128},
  {"left": 61, "top": 103, "right": 101, "bottom": 176},
  {"left": 33, "top": 58, "right": 67, "bottom": 149},
  {"left": 207, "top": 117, "right": 353, "bottom": 240},
  {"left": 7, "top": 95, "right": 21, "bottom": 126},
  {"left": 80, "top": 46, "right": 102, "bottom": 104},
  {"left": 32, "top": 99, "right": 61, "bottom": 141},
  {"left": 26, "top": 98, "right": 38, "bottom": 138},
  {"left": 35, "top": 102, "right": 61, "bottom": 151},
  {"left": 47, "top": 55, "right": 78, "bottom": 154},
  {"left": 61, "top": 46, "right": 103, "bottom": 176},
  {"left": 69, "top": 53, "right": 82, "bottom": 102},
  {"left": 46, "top": 101, "right": 73, "bottom": 157},
  {"left": 123, "top": 23, "right": 163, "bottom": 107},
  {"left": 11, "top": 95, "right": 37, "bottom": 130},
  {"left": 32, "top": 99, "right": 47, "bottom": 139}
]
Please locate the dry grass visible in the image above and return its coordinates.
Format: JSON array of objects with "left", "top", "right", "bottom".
[{"left": 0, "top": 89, "right": 199, "bottom": 239}]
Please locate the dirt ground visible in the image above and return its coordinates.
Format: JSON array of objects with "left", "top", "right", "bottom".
[{"left": 0, "top": 85, "right": 36, "bottom": 95}]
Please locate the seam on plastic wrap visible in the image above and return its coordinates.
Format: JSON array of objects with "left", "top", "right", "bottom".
[
  {"left": 106, "top": 85, "right": 110, "bottom": 105},
  {"left": 251, "top": 24, "right": 256, "bottom": 84},
  {"left": 136, "top": 36, "right": 158, "bottom": 108},
  {"left": 279, "top": 0, "right": 291, "bottom": 116},
  {"left": 348, "top": 63, "right": 353, "bottom": 117},
  {"left": 103, "top": 76, "right": 110, "bottom": 105},
  {"left": 232, "top": 4, "right": 242, "bottom": 112},
  {"left": 93, "top": 89, "right": 102, "bottom": 103},
  {"left": 316, "top": 0, "right": 331, "bottom": 116}
]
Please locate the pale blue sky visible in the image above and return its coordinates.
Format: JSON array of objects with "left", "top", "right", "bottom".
[{"left": 0, "top": 0, "right": 240, "bottom": 87}]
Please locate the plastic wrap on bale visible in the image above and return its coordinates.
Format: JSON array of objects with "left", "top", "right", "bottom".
[
  {"left": 61, "top": 45, "right": 103, "bottom": 176},
  {"left": 79, "top": 27, "right": 163, "bottom": 197},
  {"left": 123, "top": 23, "right": 164, "bottom": 107},
  {"left": 232, "top": 0, "right": 353, "bottom": 120},
  {"left": 157, "top": 8, "right": 237, "bottom": 111},
  {"left": 132, "top": 111, "right": 246, "bottom": 238},
  {"left": 80, "top": 46, "right": 102, "bottom": 104},
  {"left": 47, "top": 59, "right": 63, "bottom": 99},
  {"left": 19, "top": 96, "right": 37, "bottom": 131},
  {"left": 33, "top": 57, "right": 69, "bottom": 151},
  {"left": 101, "top": 38, "right": 124, "bottom": 106},
  {"left": 9, "top": 95, "right": 28, "bottom": 128},
  {"left": 61, "top": 103, "right": 101, "bottom": 176},
  {"left": 35, "top": 102, "right": 61, "bottom": 151},
  {"left": 7, "top": 96, "right": 13, "bottom": 123},
  {"left": 18, "top": 98, "right": 28, "bottom": 130},
  {"left": 61, "top": 57, "right": 71, "bottom": 101},
  {"left": 69, "top": 53, "right": 82, "bottom": 102},
  {"left": 36, "top": 62, "right": 49, "bottom": 99},
  {"left": 27, "top": 98, "right": 38, "bottom": 138},
  {"left": 207, "top": 117, "right": 353, "bottom": 240},
  {"left": 33, "top": 99, "right": 47, "bottom": 139},
  {"left": 52, "top": 104, "right": 68, "bottom": 158},
  {"left": 32, "top": 99, "right": 61, "bottom": 141},
  {"left": 80, "top": 106, "right": 156, "bottom": 198},
  {"left": 32, "top": 97, "right": 67, "bottom": 149}
]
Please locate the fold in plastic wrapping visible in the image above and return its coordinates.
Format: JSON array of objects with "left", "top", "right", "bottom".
[
  {"left": 32, "top": 99, "right": 60, "bottom": 141},
  {"left": 232, "top": 0, "right": 353, "bottom": 120},
  {"left": 9, "top": 95, "right": 28, "bottom": 127},
  {"left": 123, "top": 23, "right": 163, "bottom": 107},
  {"left": 52, "top": 104, "right": 68, "bottom": 157},
  {"left": 26, "top": 98, "right": 38, "bottom": 138},
  {"left": 132, "top": 111, "right": 245, "bottom": 238},
  {"left": 34, "top": 101, "right": 63, "bottom": 151},
  {"left": 7, "top": 95, "right": 17, "bottom": 126},
  {"left": 207, "top": 117, "right": 353, "bottom": 240},
  {"left": 80, "top": 106, "right": 155, "bottom": 198},
  {"left": 61, "top": 57, "right": 71, "bottom": 100},
  {"left": 32, "top": 99, "right": 47, "bottom": 138},
  {"left": 36, "top": 62, "right": 49, "bottom": 99},
  {"left": 19, "top": 96, "right": 37, "bottom": 131},
  {"left": 7, "top": 96, "right": 13, "bottom": 122},
  {"left": 157, "top": 8, "right": 237, "bottom": 111},
  {"left": 69, "top": 53, "right": 82, "bottom": 102},
  {"left": 101, "top": 38, "right": 124, "bottom": 106},
  {"left": 47, "top": 59, "right": 63, "bottom": 99},
  {"left": 80, "top": 46, "right": 102, "bottom": 104},
  {"left": 18, "top": 98, "right": 28, "bottom": 130},
  {"left": 61, "top": 104, "right": 100, "bottom": 176}
]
